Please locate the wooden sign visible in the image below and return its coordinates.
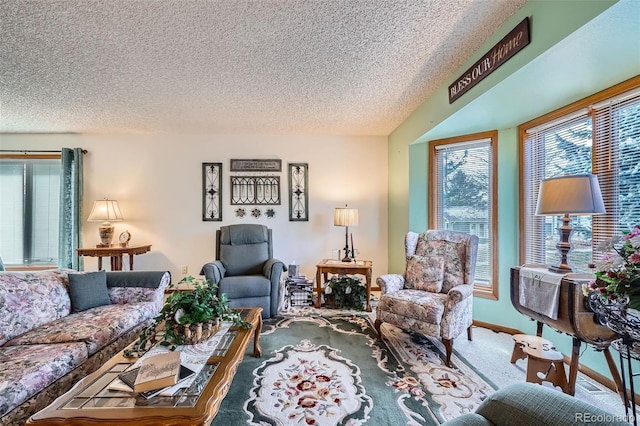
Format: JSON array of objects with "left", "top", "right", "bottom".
[{"left": 449, "top": 17, "right": 530, "bottom": 104}]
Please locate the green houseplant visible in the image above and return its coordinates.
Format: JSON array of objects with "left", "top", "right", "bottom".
[
  {"left": 324, "top": 275, "right": 366, "bottom": 310},
  {"left": 125, "top": 276, "right": 249, "bottom": 356}
]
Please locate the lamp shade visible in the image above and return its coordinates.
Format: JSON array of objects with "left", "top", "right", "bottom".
[
  {"left": 88, "top": 199, "right": 124, "bottom": 222},
  {"left": 334, "top": 206, "right": 358, "bottom": 227},
  {"left": 535, "top": 174, "right": 606, "bottom": 216}
]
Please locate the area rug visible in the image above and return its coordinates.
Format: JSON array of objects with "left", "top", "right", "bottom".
[{"left": 212, "top": 311, "right": 496, "bottom": 425}]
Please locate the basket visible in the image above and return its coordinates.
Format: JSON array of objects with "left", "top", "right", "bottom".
[{"left": 172, "top": 317, "right": 221, "bottom": 345}]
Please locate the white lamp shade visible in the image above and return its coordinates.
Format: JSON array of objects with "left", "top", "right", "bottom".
[
  {"left": 88, "top": 199, "right": 124, "bottom": 222},
  {"left": 334, "top": 207, "right": 358, "bottom": 227},
  {"left": 535, "top": 174, "right": 606, "bottom": 216}
]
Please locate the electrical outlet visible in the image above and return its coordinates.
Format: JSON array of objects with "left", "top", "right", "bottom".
[{"left": 181, "top": 265, "right": 188, "bottom": 274}]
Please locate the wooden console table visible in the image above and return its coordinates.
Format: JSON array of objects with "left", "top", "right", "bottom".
[
  {"left": 77, "top": 244, "right": 152, "bottom": 271},
  {"left": 315, "top": 259, "right": 373, "bottom": 311},
  {"left": 510, "top": 266, "right": 623, "bottom": 399}
]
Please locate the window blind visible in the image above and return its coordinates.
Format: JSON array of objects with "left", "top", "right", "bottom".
[
  {"left": 522, "top": 86, "right": 640, "bottom": 271},
  {"left": 0, "top": 158, "right": 61, "bottom": 265},
  {"left": 523, "top": 113, "right": 593, "bottom": 269},
  {"left": 434, "top": 138, "right": 493, "bottom": 285},
  {"left": 592, "top": 93, "right": 640, "bottom": 260}
]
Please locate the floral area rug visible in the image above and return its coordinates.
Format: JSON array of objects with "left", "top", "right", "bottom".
[{"left": 211, "top": 311, "right": 496, "bottom": 425}]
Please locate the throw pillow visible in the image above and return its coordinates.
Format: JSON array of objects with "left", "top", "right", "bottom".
[
  {"left": 404, "top": 255, "right": 445, "bottom": 292},
  {"left": 415, "top": 236, "right": 467, "bottom": 292},
  {"left": 68, "top": 270, "right": 111, "bottom": 313}
]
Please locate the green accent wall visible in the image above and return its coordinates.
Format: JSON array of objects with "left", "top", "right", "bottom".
[{"left": 388, "top": 0, "right": 640, "bottom": 381}]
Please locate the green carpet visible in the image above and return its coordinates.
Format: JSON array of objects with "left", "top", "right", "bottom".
[{"left": 212, "top": 312, "right": 496, "bottom": 425}]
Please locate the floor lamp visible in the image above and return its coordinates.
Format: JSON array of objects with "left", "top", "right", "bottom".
[
  {"left": 334, "top": 205, "right": 358, "bottom": 263},
  {"left": 535, "top": 174, "right": 606, "bottom": 273}
]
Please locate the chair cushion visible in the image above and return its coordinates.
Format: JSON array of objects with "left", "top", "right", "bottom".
[
  {"left": 0, "top": 342, "right": 88, "bottom": 418},
  {"left": 219, "top": 275, "right": 271, "bottom": 299},
  {"left": 68, "top": 270, "right": 111, "bottom": 313},
  {"left": 378, "top": 289, "right": 447, "bottom": 325},
  {"left": 415, "top": 236, "right": 466, "bottom": 292},
  {"left": 404, "top": 255, "right": 444, "bottom": 292},
  {"left": 220, "top": 244, "right": 269, "bottom": 276}
]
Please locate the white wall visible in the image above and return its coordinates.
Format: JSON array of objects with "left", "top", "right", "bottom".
[{"left": 1, "top": 133, "right": 388, "bottom": 283}]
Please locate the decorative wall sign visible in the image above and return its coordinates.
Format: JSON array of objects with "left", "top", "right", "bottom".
[
  {"left": 202, "top": 163, "right": 222, "bottom": 221},
  {"left": 288, "top": 163, "right": 308, "bottom": 221},
  {"left": 448, "top": 17, "right": 530, "bottom": 103},
  {"left": 230, "top": 159, "right": 282, "bottom": 172},
  {"left": 231, "top": 176, "right": 281, "bottom": 205}
]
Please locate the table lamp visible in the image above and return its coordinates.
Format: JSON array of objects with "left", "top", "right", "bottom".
[
  {"left": 334, "top": 205, "right": 358, "bottom": 262},
  {"left": 88, "top": 199, "right": 124, "bottom": 247},
  {"left": 535, "top": 174, "right": 606, "bottom": 273}
]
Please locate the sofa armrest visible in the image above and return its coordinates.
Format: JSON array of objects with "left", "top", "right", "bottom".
[
  {"left": 200, "top": 261, "right": 226, "bottom": 285},
  {"left": 106, "top": 271, "right": 171, "bottom": 311},
  {"left": 377, "top": 274, "right": 404, "bottom": 294},
  {"left": 447, "top": 284, "right": 474, "bottom": 304},
  {"left": 263, "top": 258, "right": 286, "bottom": 280},
  {"left": 471, "top": 382, "right": 631, "bottom": 426}
]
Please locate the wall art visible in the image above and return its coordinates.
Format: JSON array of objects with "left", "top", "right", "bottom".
[
  {"left": 230, "top": 159, "right": 281, "bottom": 172},
  {"left": 202, "top": 163, "right": 222, "bottom": 221},
  {"left": 230, "top": 176, "right": 280, "bottom": 205},
  {"left": 288, "top": 163, "right": 308, "bottom": 221}
]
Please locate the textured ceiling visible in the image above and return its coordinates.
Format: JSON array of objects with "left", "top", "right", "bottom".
[{"left": 0, "top": 0, "right": 526, "bottom": 136}]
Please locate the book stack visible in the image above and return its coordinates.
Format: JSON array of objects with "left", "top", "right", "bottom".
[
  {"left": 288, "top": 274, "right": 313, "bottom": 286},
  {"left": 287, "top": 275, "right": 313, "bottom": 307}
]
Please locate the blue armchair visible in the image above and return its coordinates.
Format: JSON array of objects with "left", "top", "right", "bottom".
[{"left": 200, "top": 224, "right": 285, "bottom": 318}]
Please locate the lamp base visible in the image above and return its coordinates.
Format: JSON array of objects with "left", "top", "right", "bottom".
[
  {"left": 548, "top": 264, "right": 573, "bottom": 274},
  {"left": 98, "top": 222, "right": 114, "bottom": 247},
  {"left": 548, "top": 213, "right": 575, "bottom": 275}
]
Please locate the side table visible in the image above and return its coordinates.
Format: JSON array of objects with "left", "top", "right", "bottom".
[
  {"left": 77, "top": 244, "right": 152, "bottom": 271},
  {"left": 315, "top": 259, "right": 373, "bottom": 311}
]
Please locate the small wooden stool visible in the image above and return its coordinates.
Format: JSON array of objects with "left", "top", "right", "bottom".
[
  {"left": 510, "top": 334, "right": 553, "bottom": 364},
  {"left": 523, "top": 343, "right": 569, "bottom": 393}
]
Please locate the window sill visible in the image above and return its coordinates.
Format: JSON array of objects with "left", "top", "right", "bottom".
[{"left": 4, "top": 265, "right": 58, "bottom": 271}]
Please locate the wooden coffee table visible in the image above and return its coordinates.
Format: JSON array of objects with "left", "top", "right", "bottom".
[{"left": 27, "top": 307, "right": 262, "bottom": 426}]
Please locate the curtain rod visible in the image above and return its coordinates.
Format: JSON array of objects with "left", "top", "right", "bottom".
[{"left": 0, "top": 149, "right": 87, "bottom": 154}]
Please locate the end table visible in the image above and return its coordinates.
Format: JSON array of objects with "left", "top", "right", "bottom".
[
  {"left": 314, "top": 259, "right": 373, "bottom": 311},
  {"left": 77, "top": 244, "right": 152, "bottom": 271}
]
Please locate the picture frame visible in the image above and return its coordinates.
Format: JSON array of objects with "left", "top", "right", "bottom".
[{"left": 202, "top": 163, "right": 222, "bottom": 221}]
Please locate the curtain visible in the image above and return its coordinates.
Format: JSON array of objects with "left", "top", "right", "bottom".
[{"left": 58, "top": 148, "right": 83, "bottom": 270}]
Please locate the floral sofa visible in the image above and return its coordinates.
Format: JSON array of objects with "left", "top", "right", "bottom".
[{"left": 0, "top": 269, "right": 170, "bottom": 425}]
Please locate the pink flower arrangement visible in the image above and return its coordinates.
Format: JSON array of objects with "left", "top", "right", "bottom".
[{"left": 583, "top": 225, "right": 640, "bottom": 309}]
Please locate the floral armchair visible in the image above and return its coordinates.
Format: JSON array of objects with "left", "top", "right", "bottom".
[{"left": 375, "top": 230, "right": 479, "bottom": 366}]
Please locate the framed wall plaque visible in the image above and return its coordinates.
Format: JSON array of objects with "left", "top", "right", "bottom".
[
  {"left": 230, "top": 159, "right": 281, "bottom": 172},
  {"left": 230, "top": 176, "right": 281, "bottom": 205},
  {"left": 288, "top": 163, "right": 308, "bottom": 221},
  {"left": 202, "top": 163, "right": 222, "bottom": 221}
]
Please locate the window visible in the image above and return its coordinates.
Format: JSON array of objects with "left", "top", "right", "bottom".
[
  {"left": 0, "top": 155, "right": 61, "bottom": 266},
  {"left": 520, "top": 77, "right": 640, "bottom": 270},
  {"left": 429, "top": 131, "right": 499, "bottom": 299}
]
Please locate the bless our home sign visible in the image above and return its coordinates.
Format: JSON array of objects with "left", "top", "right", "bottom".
[{"left": 448, "top": 17, "right": 530, "bottom": 104}]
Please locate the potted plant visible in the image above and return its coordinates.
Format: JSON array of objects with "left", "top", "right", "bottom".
[
  {"left": 125, "top": 276, "right": 249, "bottom": 356},
  {"left": 324, "top": 275, "right": 366, "bottom": 310}
]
